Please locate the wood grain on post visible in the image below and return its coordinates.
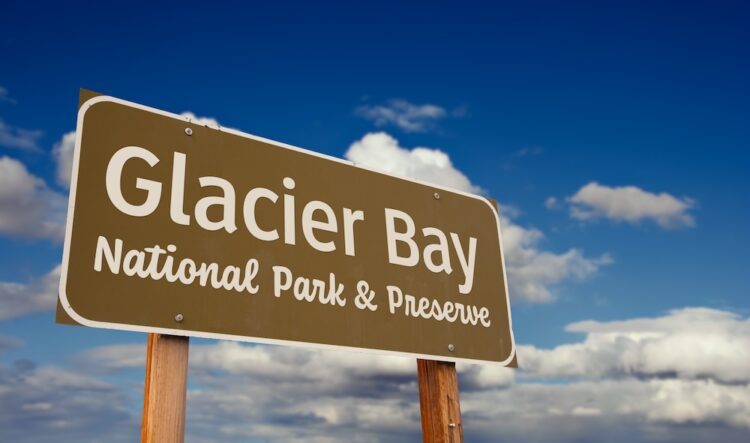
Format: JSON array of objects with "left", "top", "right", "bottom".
[
  {"left": 417, "top": 359, "right": 464, "bottom": 443},
  {"left": 141, "top": 333, "right": 190, "bottom": 443}
]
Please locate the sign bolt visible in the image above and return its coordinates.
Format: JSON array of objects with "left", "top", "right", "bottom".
[
  {"left": 448, "top": 423, "right": 457, "bottom": 428},
  {"left": 174, "top": 313, "right": 184, "bottom": 323},
  {"left": 184, "top": 127, "right": 193, "bottom": 136},
  {"left": 448, "top": 343, "right": 455, "bottom": 352},
  {"left": 433, "top": 192, "right": 440, "bottom": 200}
]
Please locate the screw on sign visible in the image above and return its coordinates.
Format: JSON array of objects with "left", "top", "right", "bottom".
[{"left": 56, "top": 89, "right": 517, "bottom": 442}]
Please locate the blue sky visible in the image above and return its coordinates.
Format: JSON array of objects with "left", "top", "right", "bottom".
[{"left": 1, "top": 1, "right": 749, "bottom": 442}]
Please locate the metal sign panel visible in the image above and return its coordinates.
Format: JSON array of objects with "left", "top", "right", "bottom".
[{"left": 58, "top": 92, "right": 516, "bottom": 365}]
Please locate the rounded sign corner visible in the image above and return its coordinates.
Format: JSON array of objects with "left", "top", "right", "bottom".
[
  {"left": 479, "top": 196, "right": 500, "bottom": 216},
  {"left": 80, "top": 94, "right": 115, "bottom": 109},
  {"left": 499, "top": 343, "right": 517, "bottom": 367},
  {"left": 57, "top": 286, "right": 97, "bottom": 328}
]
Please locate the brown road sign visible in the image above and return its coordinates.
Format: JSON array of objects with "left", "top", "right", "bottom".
[{"left": 58, "top": 92, "right": 516, "bottom": 365}]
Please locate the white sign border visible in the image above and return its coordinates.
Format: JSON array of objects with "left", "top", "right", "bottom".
[{"left": 59, "top": 94, "right": 517, "bottom": 366}]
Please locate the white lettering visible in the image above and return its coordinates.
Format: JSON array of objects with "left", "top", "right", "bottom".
[
  {"left": 244, "top": 188, "right": 279, "bottom": 241},
  {"left": 283, "top": 177, "right": 296, "bottom": 245},
  {"left": 106, "top": 146, "right": 161, "bottom": 217},
  {"left": 422, "top": 227, "right": 452, "bottom": 275},
  {"left": 195, "top": 176, "right": 237, "bottom": 233},
  {"left": 94, "top": 236, "right": 122, "bottom": 273},
  {"left": 384, "top": 208, "right": 418, "bottom": 267},
  {"left": 451, "top": 233, "right": 477, "bottom": 294},
  {"left": 274, "top": 265, "right": 346, "bottom": 306},
  {"left": 302, "top": 200, "right": 337, "bottom": 253},
  {"left": 342, "top": 208, "right": 364, "bottom": 257},
  {"left": 93, "top": 236, "right": 259, "bottom": 294},
  {"left": 170, "top": 152, "right": 190, "bottom": 225},
  {"left": 385, "top": 284, "right": 491, "bottom": 327},
  {"left": 387, "top": 285, "right": 404, "bottom": 314}
]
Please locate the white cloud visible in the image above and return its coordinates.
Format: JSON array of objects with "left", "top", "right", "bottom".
[
  {"left": 544, "top": 196, "right": 559, "bottom": 209},
  {"left": 356, "top": 99, "right": 447, "bottom": 133},
  {"left": 499, "top": 212, "right": 612, "bottom": 302},
  {"left": 0, "top": 265, "right": 60, "bottom": 321},
  {"left": 79, "top": 341, "right": 423, "bottom": 441},
  {"left": 0, "top": 156, "right": 66, "bottom": 240},
  {"left": 76, "top": 340, "right": 512, "bottom": 442},
  {"left": 568, "top": 182, "right": 696, "bottom": 229},
  {"left": 77, "top": 340, "right": 514, "bottom": 392},
  {"left": 52, "top": 130, "right": 75, "bottom": 188},
  {"left": 520, "top": 307, "right": 750, "bottom": 383},
  {"left": 0, "top": 118, "right": 43, "bottom": 151},
  {"left": 465, "top": 307, "right": 750, "bottom": 437},
  {"left": 459, "top": 362, "right": 515, "bottom": 389},
  {"left": 464, "top": 379, "right": 750, "bottom": 441},
  {"left": 345, "top": 132, "right": 481, "bottom": 194},
  {"left": 29, "top": 306, "right": 750, "bottom": 441},
  {"left": 75, "top": 343, "right": 145, "bottom": 373},
  {"left": 645, "top": 379, "right": 750, "bottom": 427},
  {"left": 345, "top": 132, "right": 609, "bottom": 302}
]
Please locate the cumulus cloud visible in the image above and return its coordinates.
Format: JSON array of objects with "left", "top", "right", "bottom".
[
  {"left": 0, "top": 118, "right": 43, "bottom": 151},
  {"left": 492, "top": 308, "right": 750, "bottom": 434},
  {"left": 464, "top": 379, "right": 750, "bottom": 442},
  {"left": 76, "top": 340, "right": 512, "bottom": 442},
  {"left": 345, "top": 132, "right": 481, "bottom": 194},
  {"left": 356, "top": 99, "right": 447, "bottom": 133},
  {"left": 183, "top": 308, "right": 749, "bottom": 439},
  {"left": 78, "top": 342, "right": 423, "bottom": 441},
  {"left": 0, "top": 156, "right": 66, "bottom": 240},
  {"left": 568, "top": 182, "right": 696, "bottom": 229},
  {"left": 11, "top": 306, "right": 747, "bottom": 441},
  {"left": 71, "top": 306, "right": 750, "bottom": 442},
  {"left": 0, "top": 265, "right": 60, "bottom": 321},
  {"left": 465, "top": 305, "right": 750, "bottom": 435},
  {"left": 520, "top": 307, "right": 750, "bottom": 383},
  {"left": 345, "top": 133, "right": 609, "bottom": 302},
  {"left": 52, "top": 130, "right": 76, "bottom": 188},
  {"left": 499, "top": 212, "right": 611, "bottom": 302}
]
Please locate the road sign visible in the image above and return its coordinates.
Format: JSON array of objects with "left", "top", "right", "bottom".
[{"left": 58, "top": 92, "right": 516, "bottom": 365}]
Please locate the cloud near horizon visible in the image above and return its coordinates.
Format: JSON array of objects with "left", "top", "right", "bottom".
[
  {"left": 34, "top": 306, "right": 749, "bottom": 442},
  {"left": 0, "top": 345, "right": 138, "bottom": 443},
  {"left": 519, "top": 307, "right": 750, "bottom": 383}
]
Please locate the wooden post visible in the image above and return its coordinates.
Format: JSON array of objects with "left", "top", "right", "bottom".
[
  {"left": 417, "top": 359, "right": 463, "bottom": 443},
  {"left": 141, "top": 333, "right": 190, "bottom": 443}
]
